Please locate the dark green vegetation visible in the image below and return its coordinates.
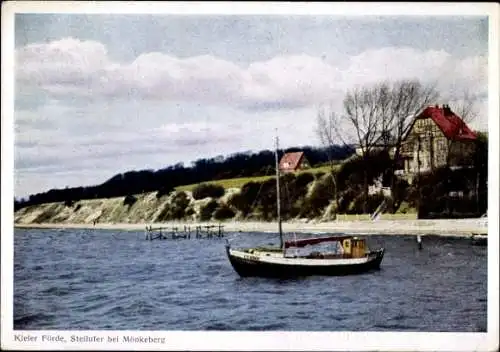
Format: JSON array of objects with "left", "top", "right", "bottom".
[
  {"left": 14, "top": 145, "right": 353, "bottom": 211},
  {"left": 221, "top": 141, "right": 487, "bottom": 220},
  {"left": 14, "top": 133, "right": 487, "bottom": 220},
  {"left": 156, "top": 185, "right": 174, "bottom": 199},
  {"left": 156, "top": 191, "right": 191, "bottom": 221},
  {"left": 192, "top": 183, "right": 225, "bottom": 200},
  {"left": 223, "top": 156, "right": 386, "bottom": 221},
  {"left": 213, "top": 205, "right": 235, "bottom": 221},
  {"left": 200, "top": 200, "right": 219, "bottom": 221},
  {"left": 123, "top": 195, "right": 137, "bottom": 207}
]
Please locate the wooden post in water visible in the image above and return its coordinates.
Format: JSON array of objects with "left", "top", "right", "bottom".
[{"left": 417, "top": 235, "right": 423, "bottom": 250}]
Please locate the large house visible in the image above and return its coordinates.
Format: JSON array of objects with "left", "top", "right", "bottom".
[
  {"left": 279, "top": 152, "right": 310, "bottom": 173},
  {"left": 398, "top": 104, "right": 477, "bottom": 182}
]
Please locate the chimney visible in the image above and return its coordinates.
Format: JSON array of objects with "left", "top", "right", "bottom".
[{"left": 443, "top": 104, "right": 452, "bottom": 116}]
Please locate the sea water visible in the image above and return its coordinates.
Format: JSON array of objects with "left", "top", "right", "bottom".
[{"left": 13, "top": 229, "right": 487, "bottom": 331}]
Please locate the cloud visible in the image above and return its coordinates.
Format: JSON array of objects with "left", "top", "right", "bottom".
[
  {"left": 16, "top": 38, "right": 110, "bottom": 92},
  {"left": 13, "top": 36, "right": 489, "bottom": 198},
  {"left": 344, "top": 47, "right": 451, "bottom": 86},
  {"left": 155, "top": 121, "right": 245, "bottom": 146},
  {"left": 13, "top": 96, "right": 321, "bottom": 197},
  {"left": 16, "top": 38, "right": 487, "bottom": 111}
]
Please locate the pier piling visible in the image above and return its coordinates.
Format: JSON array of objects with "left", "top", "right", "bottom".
[
  {"left": 417, "top": 235, "right": 423, "bottom": 250},
  {"left": 145, "top": 224, "right": 224, "bottom": 241}
]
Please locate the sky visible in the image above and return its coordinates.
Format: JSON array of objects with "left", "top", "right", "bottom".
[{"left": 9, "top": 5, "right": 491, "bottom": 199}]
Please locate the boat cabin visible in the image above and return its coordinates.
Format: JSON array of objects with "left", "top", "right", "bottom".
[{"left": 284, "top": 236, "right": 369, "bottom": 259}]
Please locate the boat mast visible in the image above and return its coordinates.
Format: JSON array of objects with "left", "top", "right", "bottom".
[{"left": 275, "top": 134, "right": 283, "bottom": 249}]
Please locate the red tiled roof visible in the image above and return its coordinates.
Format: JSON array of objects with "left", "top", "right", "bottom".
[
  {"left": 279, "top": 152, "right": 304, "bottom": 171},
  {"left": 417, "top": 106, "right": 477, "bottom": 141}
]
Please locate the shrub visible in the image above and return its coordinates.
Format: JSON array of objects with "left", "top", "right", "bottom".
[
  {"left": 156, "top": 185, "right": 174, "bottom": 199},
  {"left": 33, "top": 204, "right": 59, "bottom": 223},
  {"left": 256, "top": 178, "right": 278, "bottom": 220},
  {"left": 228, "top": 181, "right": 261, "bottom": 217},
  {"left": 367, "top": 194, "right": 387, "bottom": 214},
  {"left": 337, "top": 151, "right": 392, "bottom": 192},
  {"left": 185, "top": 207, "right": 195, "bottom": 217},
  {"left": 280, "top": 172, "right": 295, "bottom": 185},
  {"left": 295, "top": 172, "right": 314, "bottom": 188},
  {"left": 200, "top": 200, "right": 218, "bottom": 221},
  {"left": 337, "top": 188, "right": 357, "bottom": 213},
  {"left": 192, "top": 183, "right": 225, "bottom": 200},
  {"left": 213, "top": 204, "right": 236, "bottom": 220},
  {"left": 346, "top": 193, "right": 388, "bottom": 215},
  {"left": 33, "top": 211, "right": 53, "bottom": 223},
  {"left": 391, "top": 178, "right": 410, "bottom": 211},
  {"left": 156, "top": 191, "right": 190, "bottom": 220},
  {"left": 64, "top": 199, "right": 75, "bottom": 207},
  {"left": 169, "top": 191, "right": 190, "bottom": 219},
  {"left": 300, "top": 175, "right": 335, "bottom": 218},
  {"left": 156, "top": 203, "right": 171, "bottom": 221},
  {"left": 123, "top": 194, "right": 137, "bottom": 207},
  {"left": 314, "top": 171, "right": 325, "bottom": 180},
  {"left": 279, "top": 172, "right": 315, "bottom": 219},
  {"left": 227, "top": 193, "right": 244, "bottom": 214}
]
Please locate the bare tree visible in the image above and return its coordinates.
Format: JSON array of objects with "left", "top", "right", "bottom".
[
  {"left": 342, "top": 84, "right": 392, "bottom": 213},
  {"left": 376, "top": 80, "right": 440, "bottom": 211},
  {"left": 315, "top": 106, "right": 345, "bottom": 215},
  {"left": 317, "top": 79, "right": 440, "bottom": 214},
  {"left": 444, "top": 89, "right": 480, "bottom": 167},
  {"left": 449, "top": 89, "right": 480, "bottom": 124}
]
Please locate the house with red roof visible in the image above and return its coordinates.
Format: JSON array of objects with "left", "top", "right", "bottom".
[
  {"left": 398, "top": 104, "right": 477, "bottom": 181},
  {"left": 279, "top": 151, "right": 310, "bottom": 173}
]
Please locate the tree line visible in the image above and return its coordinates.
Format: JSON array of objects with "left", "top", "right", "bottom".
[{"left": 14, "top": 144, "right": 354, "bottom": 211}]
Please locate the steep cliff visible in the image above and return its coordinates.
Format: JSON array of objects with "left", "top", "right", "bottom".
[
  {"left": 14, "top": 172, "right": 410, "bottom": 225},
  {"left": 14, "top": 188, "right": 241, "bottom": 225}
]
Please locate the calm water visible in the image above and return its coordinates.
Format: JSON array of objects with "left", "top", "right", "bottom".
[{"left": 14, "top": 229, "right": 487, "bottom": 331}]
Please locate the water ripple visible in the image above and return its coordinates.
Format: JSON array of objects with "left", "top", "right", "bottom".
[{"left": 14, "top": 230, "right": 487, "bottom": 331}]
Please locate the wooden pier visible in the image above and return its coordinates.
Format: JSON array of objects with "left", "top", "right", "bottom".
[{"left": 144, "top": 224, "right": 224, "bottom": 240}]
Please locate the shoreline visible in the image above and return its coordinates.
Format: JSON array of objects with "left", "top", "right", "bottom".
[{"left": 14, "top": 218, "right": 488, "bottom": 237}]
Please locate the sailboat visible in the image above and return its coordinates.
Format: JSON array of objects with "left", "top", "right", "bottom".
[{"left": 225, "top": 136, "right": 385, "bottom": 278}]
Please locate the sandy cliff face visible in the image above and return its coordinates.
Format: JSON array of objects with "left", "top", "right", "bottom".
[
  {"left": 14, "top": 188, "right": 242, "bottom": 225},
  {"left": 15, "top": 192, "right": 176, "bottom": 224}
]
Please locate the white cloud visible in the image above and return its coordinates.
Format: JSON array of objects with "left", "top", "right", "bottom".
[
  {"left": 16, "top": 38, "right": 110, "bottom": 93},
  {"left": 16, "top": 38, "right": 488, "bottom": 111},
  {"left": 155, "top": 121, "right": 245, "bottom": 147},
  {"left": 13, "top": 97, "right": 321, "bottom": 197},
  {"left": 344, "top": 47, "right": 452, "bottom": 87},
  {"left": 13, "top": 37, "right": 489, "bottom": 197}
]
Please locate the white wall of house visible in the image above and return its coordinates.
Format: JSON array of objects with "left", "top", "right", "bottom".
[{"left": 401, "top": 117, "right": 450, "bottom": 174}]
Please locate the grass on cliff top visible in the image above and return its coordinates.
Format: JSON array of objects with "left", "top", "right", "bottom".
[{"left": 175, "top": 164, "right": 339, "bottom": 192}]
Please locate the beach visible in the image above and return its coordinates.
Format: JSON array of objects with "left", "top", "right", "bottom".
[{"left": 14, "top": 218, "right": 488, "bottom": 237}]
